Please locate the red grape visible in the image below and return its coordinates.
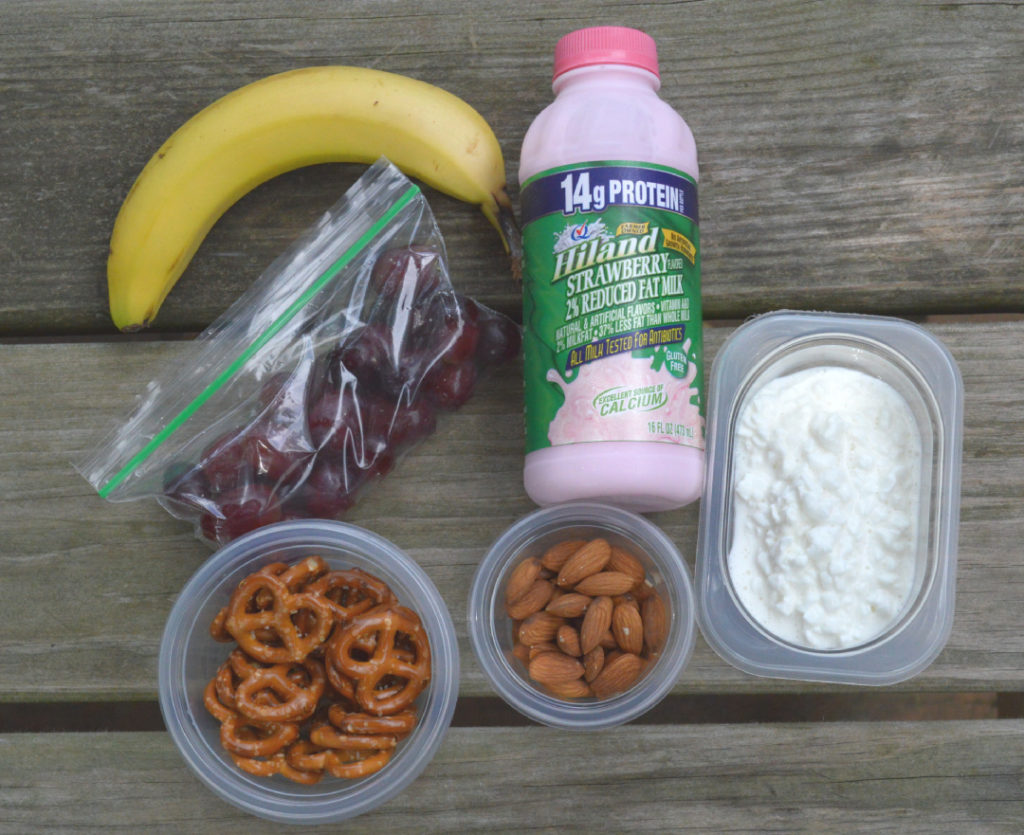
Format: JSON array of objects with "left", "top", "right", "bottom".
[
  {"left": 358, "top": 393, "right": 398, "bottom": 453},
  {"left": 307, "top": 387, "right": 362, "bottom": 455},
  {"left": 475, "top": 311, "right": 522, "bottom": 366},
  {"left": 334, "top": 325, "right": 391, "bottom": 383},
  {"left": 201, "top": 482, "right": 283, "bottom": 544},
  {"left": 371, "top": 245, "right": 443, "bottom": 303},
  {"left": 434, "top": 309, "right": 480, "bottom": 365},
  {"left": 423, "top": 360, "right": 477, "bottom": 410},
  {"left": 388, "top": 398, "right": 436, "bottom": 446},
  {"left": 334, "top": 324, "right": 422, "bottom": 398},
  {"left": 407, "top": 291, "right": 451, "bottom": 350},
  {"left": 200, "top": 429, "right": 253, "bottom": 493},
  {"left": 244, "top": 434, "right": 313, "bottom": 492},
  {"left": 285, "top": 454, "right": 362, "bottom": 519},
  {"left": 456, "top": 295, "right": 521, "bottom": 365},
  {"left": 362, "top": 448, "right": 396, "bottom": 480},
  {"left": 457, "top": 294, "right": 482, "bottom": 325}
]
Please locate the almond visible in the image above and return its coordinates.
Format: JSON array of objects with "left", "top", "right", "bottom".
[
  {"left": 556, "top": 538, "right": 611, "bottom": 588},
  {"left": 528, "top": 651, "right": 585, "bottom": 685},
  {"left": 579, "top": 595, "right": 613, "bottom": 654},
  {"left": 612, "top": 601, "right": 644, "bottom": 655},
  {"left": 506, "top": 579, "right": 554, "bottom": 620},
  {"left": 608, "top": 546, "right": 646, "bottom": 587},
  {"left": 632, "top": 579, "right": 655, "bottom": 601},
  {"left": 545, "top": 592, "right": 592, "bottom": 618},
  {"left": 599, "top": 629, "right": 618, "bottom": 649},
  {"left": 511, "top": 642, "right": 530, "bottom": 666},
  {"left": 505, "top": 557, "right": 542, "bottom": 605},
  {"left": 518, "top": 611, "right": 564, "bottom": 646},
  {"left": 573, "top": 570, "right": 636, "bottom": 597},
  {"left": 543, "top": 678, "right": 593, "bottom": 700},
  {"left": 528, "top": 641, "right": 560, "bottom": 660},
  {"left": 642, "top": 593, "right": 669, "bottom": 652},
  {"left": 556, "top": 624, "right": 582, "bottom": 657},
  {"left": 591, "top": 652, "right": 644, "bottom": 699},
  {"left": 540, "top": 539, "right": 588, "bottom": 571},
  {"left": 583, "top": 646, "right": 604, "bottom": 683}
]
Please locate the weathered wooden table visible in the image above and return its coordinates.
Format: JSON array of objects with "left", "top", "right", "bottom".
[{"left": 3, "top": 2, "right": 1023, "bottom": 831}]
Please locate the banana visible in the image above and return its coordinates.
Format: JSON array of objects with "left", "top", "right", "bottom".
[{"left": 107, "top": 66, "right": 519, "bottom": 331}]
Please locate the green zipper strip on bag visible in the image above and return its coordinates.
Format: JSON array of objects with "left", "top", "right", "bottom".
[{"left": 98, "top": 184, "right": 421, "bottom": 499}]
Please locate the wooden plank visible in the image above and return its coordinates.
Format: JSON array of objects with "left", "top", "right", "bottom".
[
  {"left": 1, "top": 722, "right": 1023, "bottom": 831},
  {"left": 2, "top": 1, "right": 1023, "bottom": 335},
  {"left": 0, "top": 320, "right": 1020, "bottom": 699}
]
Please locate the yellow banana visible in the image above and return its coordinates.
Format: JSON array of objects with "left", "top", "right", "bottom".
[{"left": 107, "top": 66, "right": 518, "bottom": 331}]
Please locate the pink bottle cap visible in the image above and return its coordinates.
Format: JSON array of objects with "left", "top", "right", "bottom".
[{"left": 553, "top": 26, "right": 659, "bottom": 81}]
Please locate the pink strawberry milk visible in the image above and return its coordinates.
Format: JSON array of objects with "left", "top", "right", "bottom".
[{"left": 519, "top": 26, "right": 704, "bottom": 511}]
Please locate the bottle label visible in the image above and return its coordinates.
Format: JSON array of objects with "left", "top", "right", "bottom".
[{"left": 521, "top": 161, "right": 704, "bottom": 453}]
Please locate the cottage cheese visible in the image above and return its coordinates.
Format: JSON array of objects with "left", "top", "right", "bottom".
[{"left": 727, "top": 366, "right": 922, "bottom": 650}]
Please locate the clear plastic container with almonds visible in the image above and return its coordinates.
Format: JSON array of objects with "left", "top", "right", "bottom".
[{"left": 468, "top": 503, "right": 696, "bottom": 730}]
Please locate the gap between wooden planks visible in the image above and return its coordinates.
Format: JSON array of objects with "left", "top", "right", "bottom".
[{"left": 0, "top": 692, "right": 1011, "bottom": 734}]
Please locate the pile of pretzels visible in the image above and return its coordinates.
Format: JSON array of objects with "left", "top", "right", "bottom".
[{"left": 203, "top": 556, "right": 431, "bottom": 783}]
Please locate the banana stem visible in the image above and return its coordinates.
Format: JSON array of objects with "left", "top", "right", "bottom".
[
  {"left": 497, "top": 204, "right": 522, "bottom": 282},
  {"left": 483, "top": 193, "right": 522, "bottom": 282}
]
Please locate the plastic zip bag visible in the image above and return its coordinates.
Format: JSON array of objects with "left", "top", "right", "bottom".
[{"left": 77, "top": 159, "right": 520, "bottom": 545}]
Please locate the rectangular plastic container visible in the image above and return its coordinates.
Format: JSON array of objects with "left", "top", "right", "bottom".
[{"left": 696, "top": 311, "right": 963, "bottom": 685}]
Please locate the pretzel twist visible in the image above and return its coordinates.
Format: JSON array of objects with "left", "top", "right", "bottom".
[
  {"left": 309, "top": 721, "right": 398, "bottom": 751},
  {"left": 327, "top": 604, "right": 431, "bottom": 716},
  {"left": 230, "top": 750, "right": 323, "bottom": 785},
  {"left": 284, "top": 740, "right": 392, "bottom": 779},
  {"left": 325, "top": 658, "right": 358, "bottom": 703},
  {"left": 327, "top": 704, "right": 418, "bottom": 738},
  {"left": 209, "top": 606, "right": 233, "bottom": 642},
  {"left": 225, "top": 572, "right": 333, "bottom": 663},
  {"left": 284, "top": 739, "right": 331, "bottom": 773},
  {"left": 219, "top": 715, "right": 299, "bottom": 758},
  {"left": 258, "top": 556, "right": 329, "bottom": 591},
  {"left": 203, "top": 675, "right": 236, "bottom": 723},
  {"left": 226, "top": 647, "right": 266, "bottom": 680},
  {"left": 324, "top": 748, "right": 393, "bottom": 779},
  {"left": 307, "top": 568, "right": 397, "bottom": 624},
  {"left": 234, "top": 658, "right": 326, "bottom": 723}
]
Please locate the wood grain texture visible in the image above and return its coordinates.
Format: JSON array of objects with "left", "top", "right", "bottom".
[
  {"left": 1, "top": 722, "right": 1023, "bottom": 832},
  {"left": 1, "top": 1, "right": 1023, "bottom": 335},
  {"left": 0, "top": 321, "right": 1019, "bottom": 699}
]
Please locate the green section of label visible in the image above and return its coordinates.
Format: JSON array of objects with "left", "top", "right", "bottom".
[{"left": 522, "top": 161, "right": 704, "bottom": 453}]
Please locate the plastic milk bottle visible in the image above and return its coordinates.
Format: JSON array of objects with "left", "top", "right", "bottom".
[{"left": 519, "top": 26, "right": 704, "bottom": 510}]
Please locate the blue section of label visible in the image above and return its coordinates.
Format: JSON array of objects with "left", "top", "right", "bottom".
[{"left": 521, "top": 164, "right": 698, "bottom": 225}]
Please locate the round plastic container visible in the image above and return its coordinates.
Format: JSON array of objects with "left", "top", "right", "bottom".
[
  {"left": 468, "top": 503, "right": 696, "bottom": 729},
  {"left": 696, "top": 311, "right": 963, "bottom": 685},
  {"left": 158, "top": 519, "right": 459, "bottom": 824}
]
